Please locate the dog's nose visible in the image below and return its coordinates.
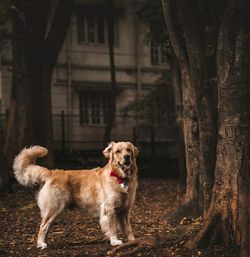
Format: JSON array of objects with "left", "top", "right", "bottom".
[{"left": 124, "top": 154, "right": 130, "bottom": 161}]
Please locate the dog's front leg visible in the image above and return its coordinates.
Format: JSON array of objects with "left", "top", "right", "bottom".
[
  {"left": 100, "top": 206, "right": 123, "bottom": 246},
  {"left": 119, "top": 211, "right": 135, "bottom": 241},
  {"left": 108, "top": 210, "right": 123, "bottom": 246}
]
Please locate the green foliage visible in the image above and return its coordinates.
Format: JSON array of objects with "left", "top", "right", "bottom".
[
  {"left": 136, "top": 0, "right": 169, "bottom": 46},
  {"left": 124, "top": 75, "right": 175, "bottom": 126}
]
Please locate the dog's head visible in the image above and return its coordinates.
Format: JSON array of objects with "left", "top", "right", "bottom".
[{"left": 103, "top": 141, "right": 138, "bottom": 178}]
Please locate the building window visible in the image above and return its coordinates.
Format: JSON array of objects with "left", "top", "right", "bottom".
[
  {"left": 151, "top": 42, "right": 168, "bottom": 65},
  {"left": 79, "top": 93, "right": 110, "bottom": 125},
  {"left": 77, "top": 12, "right": 118, "bottom": 45}
]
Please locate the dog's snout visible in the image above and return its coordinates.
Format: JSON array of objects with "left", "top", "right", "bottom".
[{"left": 124, "top": 154, "right": 130, "bottom": 161}]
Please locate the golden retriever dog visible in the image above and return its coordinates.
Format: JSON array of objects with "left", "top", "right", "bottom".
[{"left": 13, "top": 141, "right": 138, "bottom": 249}]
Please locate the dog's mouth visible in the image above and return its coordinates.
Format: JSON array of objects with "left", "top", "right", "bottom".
[{"left": 119, "top": 161, "right": 131, "bottom": 171}]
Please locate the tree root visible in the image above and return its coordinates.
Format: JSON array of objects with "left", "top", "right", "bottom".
[
  {"left": 164, "top": 198, "right": 201, "bottom": 223},
  {"left": 106, "top": 237, "right": 158, "bottom": 257},
  {"left": 185, "top": 213, "right": 222, "bottom": 250}
]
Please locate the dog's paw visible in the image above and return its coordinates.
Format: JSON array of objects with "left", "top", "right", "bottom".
[
  {"left": 110, "top": 239, "right": 123, "bottom": 246},
  {"left": 128, "top": 235, "right": 135, "bottom": 241},
  {"left": 37, "top": 242, "right": 47, "bottom": 249}
]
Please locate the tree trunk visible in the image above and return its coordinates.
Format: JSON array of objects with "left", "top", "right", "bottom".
[
  {"left": 163, "top": 0, "right": 202, "bottom": 219},
  {"left": 168, "top": 53, "right": 186, "bottom": 184},
  {"left": 238, "top": 145, "right": 250, "bottom": 257},
  {"left": 162, "top": 0, "right": 219, "bottom": 218},
  {"left": 0, "top": 155, "right": 12, "bottom": 192},
  {"left": 176, "top": 0, "right": 218, "bottom": 215},
  {"left": 103, "top": 0, "right": 117, "bottom": 146},
  {"left": 167, "top": 69, "right": 201, "bottom": 220},
  {"left": 176, "top": 71, "right": 201, "bottom": 217},
  {"left": 1, "top": 0, "right": 74, "bottom": 186},
  {"left": 3, "top": 1, "right": 32, "bottom": 167},
  {"left": 28, "top": 65, "right": 54, "bottom": 166},
  {"left": 186, "top": 2, "right": 250, "bottom": 255}
]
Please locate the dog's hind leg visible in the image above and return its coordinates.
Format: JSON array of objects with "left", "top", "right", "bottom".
[
  {"left": 36, "top": 184, "right": 69, "bottom": 249},
  {"left": 37, "top": 211, "right": 58, "bottom": 249}
]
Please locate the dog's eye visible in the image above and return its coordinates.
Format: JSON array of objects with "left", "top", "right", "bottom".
[
  {"left": 127, "top": 148, "right": 131, "bottom": 152},
  {"left": 116, "top": 149, "right": 121, "bottom": 154}
]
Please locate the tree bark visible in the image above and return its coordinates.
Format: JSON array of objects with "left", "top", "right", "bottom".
[
  {"left": 177, "top": 70, "right": 201, "bottom": 217},
  {"left": 162, "top": 0, "right": 219, "bottom": 218},
  {"left": 186, "top": 1, "right": 250, "bottom": 255},
  {"left": 176, "top": 0, "right": 218, "bottom": 215},
  {"left": 163, "top": 0, "right": 202, "bottom": 219},
  {"left": 168, "top": 53, "right": 186, "bottom": 184}
]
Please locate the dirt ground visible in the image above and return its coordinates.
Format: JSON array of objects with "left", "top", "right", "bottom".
[{"left": 0, "top": 179, "right": 239, "bottom": 257}]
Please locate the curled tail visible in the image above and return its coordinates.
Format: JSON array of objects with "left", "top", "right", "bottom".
[{"left": 13, "top": 146, "right": 51, "bottom": 186}]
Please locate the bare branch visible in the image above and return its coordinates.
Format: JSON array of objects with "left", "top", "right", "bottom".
[{"left": 44, "top": 0, "right": 74, "bottom": 67}]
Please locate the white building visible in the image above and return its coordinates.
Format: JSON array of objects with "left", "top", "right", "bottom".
[{"left": 0, "top": 0, "right": 172, "bottom": 155}]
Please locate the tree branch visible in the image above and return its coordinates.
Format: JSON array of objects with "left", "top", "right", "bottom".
[
  {"left": 44, "top": 0, "right": 74, "bottom": 67},
  {"left": 161, "top": 0, "right": 190, "bottom": 73}
]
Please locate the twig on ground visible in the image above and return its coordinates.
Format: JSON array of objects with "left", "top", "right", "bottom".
[{"left": 106, "top": 237, "right": 158, "bottom": 257}]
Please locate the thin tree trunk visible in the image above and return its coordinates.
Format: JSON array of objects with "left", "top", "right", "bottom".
[
  {"left": 167, "top": 69, "right": 201, "bottom": 220},
  {"left": 103, "top": 0, "right": 117, "bottom": 146},
  {"left": 178, "top": 71, "right": 201, "bottom": 216}
]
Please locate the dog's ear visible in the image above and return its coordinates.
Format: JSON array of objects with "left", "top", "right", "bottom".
[
  {"left": 103, "top": 141, "right": 115, "bottom": 158},
  {"left": 132, "top": 145, "right": 139, "bottom": 158}
]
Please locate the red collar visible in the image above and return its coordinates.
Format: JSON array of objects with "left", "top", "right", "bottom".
[{"left": 110, "top": 170, "right": 124, "bottom": 184}]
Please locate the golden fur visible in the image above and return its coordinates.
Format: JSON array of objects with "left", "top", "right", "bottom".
[{"left": 13, "top": 142, "right": 138, "bottom": 249}]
